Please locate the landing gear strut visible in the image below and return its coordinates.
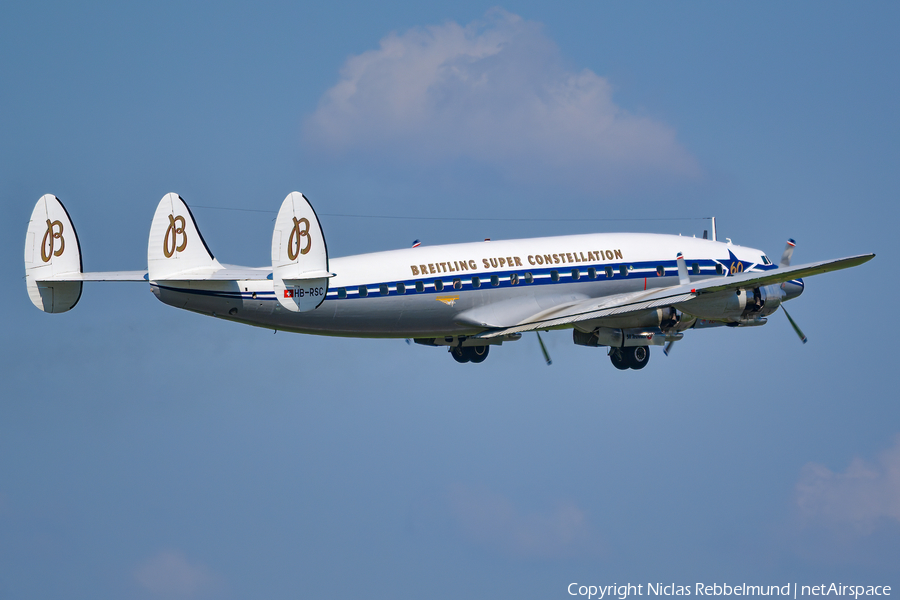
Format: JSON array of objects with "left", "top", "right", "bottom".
[
  {"left": 609, "top": 346, "right": 650, "bottom": 370},
  {"left": 450, "top": 345, "right": 490, "bottom": 364}
]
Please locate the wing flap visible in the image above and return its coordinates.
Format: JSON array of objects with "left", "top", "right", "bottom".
[
  {"left": 478, "top": 292, "right": 697, "bottom": 338},
  {"left": 477, "top": 289, "right": 696, "bottom": 338}
]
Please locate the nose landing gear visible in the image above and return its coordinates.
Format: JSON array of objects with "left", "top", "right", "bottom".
[{"left": 609, "top": 346, "right": 650, "bottom": 370}]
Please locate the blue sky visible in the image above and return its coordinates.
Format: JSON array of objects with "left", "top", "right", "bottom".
[{"left": 2, "top": 2, "right": 899, "bottom": 598}]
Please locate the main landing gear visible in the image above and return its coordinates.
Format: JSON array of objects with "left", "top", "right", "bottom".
[
  {"left": 450, "top": 345, "right": 490, "bottom": 364},
  {"left": 609, "top": 346, "right": 650, "bottom": 370}
]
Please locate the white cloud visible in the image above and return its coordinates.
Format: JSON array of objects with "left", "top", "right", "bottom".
[
  {"left": 304, "top": 9, "right": 700, "bottom": 191},
  {"left": 448, "top": 484, "right": 596, "bottom": 558},
  {"left": 796, "top": 435, "right": 900, "bottom": 532},
  {"left": 133, "top": 550, "right": 219, "bottom": 598}
]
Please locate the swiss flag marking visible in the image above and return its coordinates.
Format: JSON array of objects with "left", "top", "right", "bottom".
[{"left": 284, "top": 289, "right": 293, "bottom": 298}]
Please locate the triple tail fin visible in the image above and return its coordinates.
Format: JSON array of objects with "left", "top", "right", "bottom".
[
  {"left": 271, "top": 192, "right": 333, "bottom": 311},
  {"left": 24, "top": 194, "right": 83, "bottom": 312},
  {"left": 148, "top": 193, "right": 222, "bottom": 280}
]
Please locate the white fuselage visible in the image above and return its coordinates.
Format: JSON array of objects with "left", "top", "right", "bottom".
[{"left": 150, "top": 232, "right": 775, "bottom": 338}]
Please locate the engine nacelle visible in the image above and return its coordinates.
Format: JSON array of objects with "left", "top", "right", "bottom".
[
  {"left": 681, "top": 289, "right": 748, "bottom": 321},
  {"left": 738, "top": 284, "right": 784, "bottom": 318},
  {"left": 573, "top": 327, "right": 682, "bottom": 348},
  {"left": 659, "top": 307, "right": 697, "bottom": 332},
  {"left": 756, "top": 284, "right": 784, "bottom": 317},
  {"left": 580, "top": 306, "right": 697, "bottom": 332},
  {"left": 683, "top": 285, "right": 785, "bottom": 322}
]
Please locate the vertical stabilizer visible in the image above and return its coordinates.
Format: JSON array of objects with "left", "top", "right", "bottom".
[
  {"left": 24, "top": 194, "right": 83, "bottom": 312},
  {"left": 271, "top": 192, "right": 332, "bottom": 312},
  {"left": 148, "top": 193, "right": 221, "bottom": 280}
]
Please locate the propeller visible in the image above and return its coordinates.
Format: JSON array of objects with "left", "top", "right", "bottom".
[
  {"left": 781, "top": 305, "right": 808, "bottom": 344},
  {"left": 675, "top": 251, "right": 691, "bottom": 286},
  {"left": 664, "top": 252, "right": 691, "bottom": 357},
  {"left": 780, "top": 238, "right": 796, "bottom": 268},
  {"left": 777, "top": 239, "right": 807, "bottom": 343},
  {"left": 536, "top": 331, "right": 552, "bottom": 365}
]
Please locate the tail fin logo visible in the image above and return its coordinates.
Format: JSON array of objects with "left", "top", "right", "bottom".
[
  {"left": 41, "top": 219, "right": 65, "bottom": 262},
  {"left": 163, "top": 214, "right": 187, "bottom": 258},
  {"left": 287, "top": 217, "right": 311, "bottom": 260}
]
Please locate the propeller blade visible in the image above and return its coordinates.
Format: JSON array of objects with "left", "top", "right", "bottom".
[
  {"left": 780, "top": 238, "right": 796, "bottom": 268},
  {"left": 536, "top": 331, "right": 552, "bottom": 366},
  {"left": 663, "top": 340, "right": 676, "bottom": 356},
  {"left": 675, "top": 252, "right": 691, "bottom": 285},
  {"left": 781, "top": 305, "right": 808, "bottom": 344}
]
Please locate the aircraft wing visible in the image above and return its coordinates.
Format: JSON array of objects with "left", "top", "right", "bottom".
[
  {"left": 677, "top": 253, "right": 874, "bottom": 294},
  {"left": 476, "top": 253, "right": 874, "bottom": 339}
]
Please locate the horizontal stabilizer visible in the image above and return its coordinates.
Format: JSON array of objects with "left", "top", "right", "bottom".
[
  {"left": 283, "top": 269, "right": 333, "bottom": 281},
  {"left": 151, "top": 265, "right": 272, "bottom": 281},
  {"left": 43, "top": 271, "right": 148, "bottom": 282}
]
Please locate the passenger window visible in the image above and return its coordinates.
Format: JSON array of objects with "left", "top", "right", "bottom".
[
  {"left": 509, "top": 273, "right": 519, "bottom": 285},
  {"left": 619, "top": 265, "right": 628, "bottom": 277},
  {"left": 716, "top": 264, "right": 723, "bottom": 275},
  {"left": 415, "top": 281, "right": 424, "bottom": 293},
  {"left": 691, "top": 263, "right": 700, "bottom": 276},
  {"left": 358, "top": 286, "right": 368, "bottom": 297},
  {"left": 571, "top": 268, "right": 580, "bottom": 280},
  {"left": 471, "top": 276, "right": 481, "bottom": 288},
  {"left": 453, "top": 278, "right": 462, "bottom": 290},
  {"left": 657, "top": 266, "right": 665, "bottom": 277},
  {"left": 491, "top": 275, "right": 499, "bottom": 287},
  {"left": 588, "top": 267, "right": 596, "bottom": 279},
  {"left": 524, "top": 272, "right": 533, "bottom": 284},
  {"left": 337, "top": 288, "right": 347, "bottom": 299},
  {"left": 396, "top": 283, "right": 406, "bottom": 294},
  {"left": 605, "top": 267, "right": 613, "bottom": 278},
  {"left": 434, "top": 280, "right": 444, "bottom": 292},
  {"left": 380, "top": 284, "right": 389, "bottom": 296},
  {"left": 551, "top": 270, "right": 559, "bottom": 282}
]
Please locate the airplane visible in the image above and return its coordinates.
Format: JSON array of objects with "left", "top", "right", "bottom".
[{"left": 24, "top": 192, "right": 874, "bottom": 369}]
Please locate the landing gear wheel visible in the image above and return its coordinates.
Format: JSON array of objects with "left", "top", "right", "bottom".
[
  {"left": 627, "top": 346, "right": 650, "bottom": 370},
  {"left": 468, "top": 345, "right": 489, "bottom": 363},
  {"left": 609, "top": 349, "right": 630, "bottom": 370},
  {"left": 450, "top": 346, "right": 470, "bottom": 363}
]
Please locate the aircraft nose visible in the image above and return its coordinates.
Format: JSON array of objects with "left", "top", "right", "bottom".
[{"left": 781, "top": 278, "right": 804, "bottom": 301}]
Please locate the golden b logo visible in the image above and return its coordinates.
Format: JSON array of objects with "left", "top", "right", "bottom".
[
  {"left": 163, "top": 214, "right": 187, "bottom": 258},
  {"left": 41, "top": 219, "right": 65, "bottom": 262},
  {"left": 287, "top": 216, "right": 311, "bottom": 260}
]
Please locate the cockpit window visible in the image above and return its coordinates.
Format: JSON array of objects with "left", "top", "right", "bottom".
[{"left": 761, "top": 255, "right": 771, "bottom": 265}]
